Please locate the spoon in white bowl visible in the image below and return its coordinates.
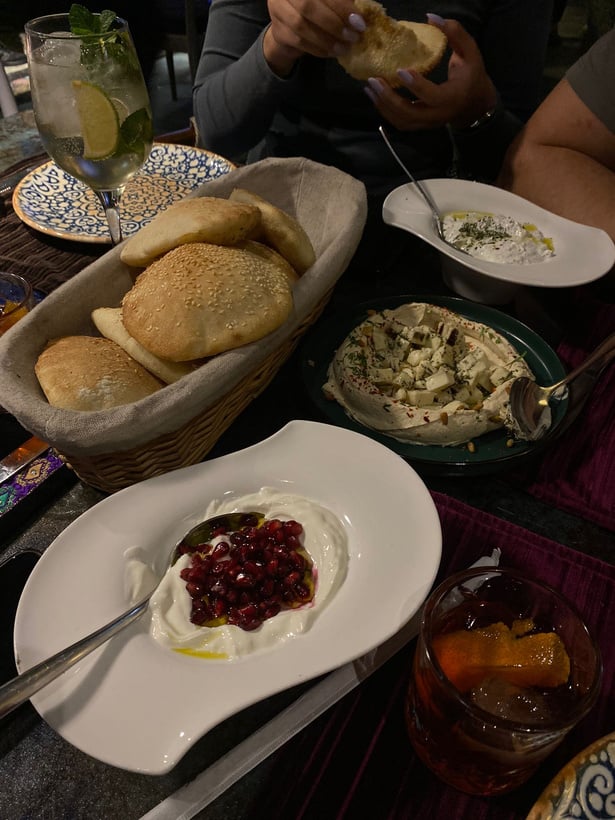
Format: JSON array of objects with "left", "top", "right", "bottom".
[
  {"left": 379, "top": 125, "right": 449, "bottom": 244},
  {"left": 508, "top": 332, "right": 615, "bottom": 440},
  {"left": 0, "top": 511, "right": 262, "bottom": 719}
]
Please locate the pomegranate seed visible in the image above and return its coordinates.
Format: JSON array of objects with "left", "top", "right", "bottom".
[
  {"left": 180, "top": 516, "right": 314, "bottom": 630},
  {"left": 212, "top": 542, "right": 230, "bottom": 560}
]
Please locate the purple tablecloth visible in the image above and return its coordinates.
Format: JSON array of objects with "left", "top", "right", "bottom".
[
  {"left": 521, "top": 289, "right": 615, "bottom": 532},
  {"left": 237, "top": 491, "right": 615, "bottom": 820}
]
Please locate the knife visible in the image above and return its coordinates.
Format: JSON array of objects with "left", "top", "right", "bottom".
[
  {"left": 0, "top": 436, "right": 50, "bottom": 483},
  {"left": 0, "top": 156, "right": 47, "bottom": 199}
]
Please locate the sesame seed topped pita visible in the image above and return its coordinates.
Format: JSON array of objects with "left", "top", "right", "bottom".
[{"left": 121, "top": 242, "right": 294, "bottom": 361}]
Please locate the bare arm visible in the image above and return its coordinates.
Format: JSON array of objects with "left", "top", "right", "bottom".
[{"left": 499, "top": 79, "right": 615, "bottom": 241}]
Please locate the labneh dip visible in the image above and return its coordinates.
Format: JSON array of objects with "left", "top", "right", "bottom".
[
  {"left": 442, "top": 211, "right": 554, "bottom": 264},
  {"left": 322, "top": 302, "right": 535, "bottom": 446}
]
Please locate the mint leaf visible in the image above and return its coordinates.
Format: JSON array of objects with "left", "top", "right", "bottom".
[
  {"left": 69, "top": 4, "right": 100, "bottom": 35},
  {"left": 69, "top": 4, "right": 118, "bottom": 36},
  {"left": 99, "top": 10, "right": 117, "bottom": 33}
]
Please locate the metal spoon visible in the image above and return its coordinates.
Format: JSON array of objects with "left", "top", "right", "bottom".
[
  {"left": 508, "top": 332, "right": 615, "bottom": 440},
  {"left": 0, "top": 511, "right": 262, "bottom": 719},
  {"left": 379, "top": 125, "right": 449, "bottom": 243}
]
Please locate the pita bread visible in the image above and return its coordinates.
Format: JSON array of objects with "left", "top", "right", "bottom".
[
  {"left": 35, "top": 336, "right": 163, "bottom": 411},
  {"left": 121, "top": 242, "right": 294, "bottom": 361},
  {"left": 119, "top": 196, "right": 262, "bottom": 267},
  {"left": 337, "top": 0, "right": 447, "bottom": 86},
  {"left": 91, "top": 307, "right": 197, "bottom": 384},
  {"left": 238, "top": 240, "right": 300, "bottom": 284},
  {"left": 229, "top": 188, "right": 316, "bottom": 274}
]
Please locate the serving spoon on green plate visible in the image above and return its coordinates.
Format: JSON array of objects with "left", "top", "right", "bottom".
[
  {"left": 0, "top": 511, "right": 261, "bottom": 719},
  {"left": 508, "top": 331, "right": 615, "bottom": 440}
]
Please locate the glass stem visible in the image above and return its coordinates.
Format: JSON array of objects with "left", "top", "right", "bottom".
[{"left": 95, "top": 188, "right": 125, "bottom": 246}]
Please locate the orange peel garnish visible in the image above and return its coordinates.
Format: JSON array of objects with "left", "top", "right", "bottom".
[{"left": 432, "top": 620, "right": 571, "bottom": 693}]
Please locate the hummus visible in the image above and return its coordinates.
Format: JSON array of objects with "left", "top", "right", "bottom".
[
  {"left": 126, "top": 488, "right": 348, "bottom": 660},
  {"left": 322, "top": 302, "right": 535, "bottom": 446},
  {"left": 442, "top": 211, "right": 554, "bottom": 264}
]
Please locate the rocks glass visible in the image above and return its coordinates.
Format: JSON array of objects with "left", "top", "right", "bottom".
[
  {"left": 405, "top": 566, "right": 602, "bottom": 796},
  {"left": 0, "top": 272, "right": 33, "bottom": 335}
]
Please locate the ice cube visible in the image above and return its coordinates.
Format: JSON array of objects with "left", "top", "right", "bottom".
[
  {"left": 35, "top": 37, "right": 82, "bottom": 68},
  {"left": 470, "top": 677, "right": 551, "bottom": 725}
]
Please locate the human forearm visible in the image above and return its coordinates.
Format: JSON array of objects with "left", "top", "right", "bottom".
[
  {"left": 193, "top": 31, "right": 295, "bottom": 158},
  {"left": 500, "top": 141, "right": 615, "bottom": 241}
]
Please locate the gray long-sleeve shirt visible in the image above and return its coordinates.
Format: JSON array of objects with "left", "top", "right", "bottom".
[
  {"left": 567, "top": 26, "right": 615, "bottom": 131},
  {"left": 193, "top": 0, "right": 553, "bottom": 196}
]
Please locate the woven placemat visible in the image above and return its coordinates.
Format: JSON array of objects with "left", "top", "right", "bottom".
[{"left": 0, "top": 206, "right": 101, "bottom": 293}]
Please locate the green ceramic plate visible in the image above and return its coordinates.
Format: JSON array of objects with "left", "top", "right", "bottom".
[{"left": 301, "top": 295, "right": 568, "bottom": 477}]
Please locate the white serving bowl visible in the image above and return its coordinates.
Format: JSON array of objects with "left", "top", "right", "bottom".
[{"left": 383, "top": 178, "right": 615, "bottom": 305}]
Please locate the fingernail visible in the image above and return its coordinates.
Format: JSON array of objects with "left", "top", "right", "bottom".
[
  {"left": 341, "top": 26, "right": 360, "bottom": 42},
  {"left": 348, "top": 12, "right": 366, "bottom": 32},
  {"left": 331, "top": 41, "right": 350, "bottom": 56},
  {"left": 426, "top": 12, "right": 445, "bottom": 27},
  {"left": 397, "top": 69, "right": 414, "bottom": 85},
  {"left": 363, "top": 86, "right": 378, "bottom": 104},
  {"left": 367, "top": 77, "right": 385, "bottom": 94}
]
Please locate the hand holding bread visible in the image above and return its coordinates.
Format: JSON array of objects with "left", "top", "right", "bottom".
[{"left": 337, "top": 0, "right": 447, "bottom": 85}]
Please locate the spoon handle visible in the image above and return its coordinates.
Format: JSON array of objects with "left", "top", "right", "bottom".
[
  {"left": 378, "top": 126, "right": 445, "bottom": 239},
  {"left": 0, "top": 596, "right": 150, "bottom": 719},
  {"left": 557, "top": 331, "right": 615, "bottom": 389}
]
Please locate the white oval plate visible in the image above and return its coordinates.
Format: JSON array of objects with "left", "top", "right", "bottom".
[
  {"left": 13, "top": 420, "right": 441, "bottom": 774},
  {"left": 383, "top": 178, "right": 615, "bottom": 288},
  {"left": 12, "top": 142, "right": 235, "bottom": 244}
]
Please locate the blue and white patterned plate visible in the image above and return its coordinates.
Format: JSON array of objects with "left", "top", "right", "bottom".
[
  {"left": 527, "top": 731, "right": 615, "bottom": 820},
  {"left": 12, "top": 143, "right": 235, "bottom": 244}
]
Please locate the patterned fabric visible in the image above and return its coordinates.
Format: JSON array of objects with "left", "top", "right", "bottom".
[
  {"left": 237, "top": 492, "right": 615, "bottom": 820},
  {"left": 0, "top": 450, "right": 65, "bottom": 517}
]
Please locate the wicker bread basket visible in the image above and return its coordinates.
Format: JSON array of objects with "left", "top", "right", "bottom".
[{"left": 0, "top": 157, "right": 367, "bottom": 493}]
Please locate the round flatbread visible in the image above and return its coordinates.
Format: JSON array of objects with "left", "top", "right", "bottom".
[
  {"left": 337, "top": 0, "right": 447, "bottom": 86},
  {"left": 121, "top": 242, "right": 294, "bottom": 361},
  {"left": 238, "top": 239, "right": 300, "bottom": 285},
  {"left": 119, "top": 196, "right": 262, "bottom": 267},
  {"left": 35, "top": 336, "right": 164, "bottom": 411},
  {"left": 229, "top": 188, "right": 316, "bottom": 274},
  {"left": 91, "top": 307, "right": 197, "bottom": 384}
]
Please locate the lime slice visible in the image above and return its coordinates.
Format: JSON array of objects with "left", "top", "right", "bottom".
[{"left": 72, "top": 80, "right": 119, "bottom": 160}]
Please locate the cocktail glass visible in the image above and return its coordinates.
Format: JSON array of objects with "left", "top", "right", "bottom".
[
  {"left": 24, "top": 9, "right": 153, "bottom": 245},
  {"left": 405, "top": 566, "right": 602, "bottom": 796}
]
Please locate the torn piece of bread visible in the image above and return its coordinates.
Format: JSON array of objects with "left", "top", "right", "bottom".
[
  {"left": 337, "top": 0, "right": 447, "bottom": 86},
  {"left": 121, "top": 242, "right": 294, "bottom": 361},
  {"left": 229, "top": 188, "right": 316, "bottom": 274},
  {"left": 92, "top": 307, "right": 197, "bottom": 384},
  {"left": 35, "top": 336, "right": 164, "bottom": 411},
  {"left": 119, "top": 196, "right": 262, "bottom": 267}
]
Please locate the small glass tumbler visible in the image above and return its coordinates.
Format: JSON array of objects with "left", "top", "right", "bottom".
[
  {"left": 0, "top": 272, "right": 33, "bottom": 335},
  {"left": 405, "top": 566, "right": 602, "bottom": 796}
]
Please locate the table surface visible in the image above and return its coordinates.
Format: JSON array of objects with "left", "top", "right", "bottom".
[
  {"left": 0, "top": 110, "right": 41, "bottom": 177},
  {"left": 0, "top": 158, "right": 614, "bottom": 820}
]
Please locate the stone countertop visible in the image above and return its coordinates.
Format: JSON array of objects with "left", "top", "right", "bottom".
[{"left": 0, "top": 109, "right": 41, "bottom": 177}]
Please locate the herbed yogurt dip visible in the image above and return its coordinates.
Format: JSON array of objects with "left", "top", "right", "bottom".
[
  {"left": 322, "top": 302, "right": 536, "bottom": 446},
  {"left": 442, "top": 211, "right": 555, "bottom": 264},
  {"left": 125, "top": 488, "right": 348, "bottom": 660}
]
